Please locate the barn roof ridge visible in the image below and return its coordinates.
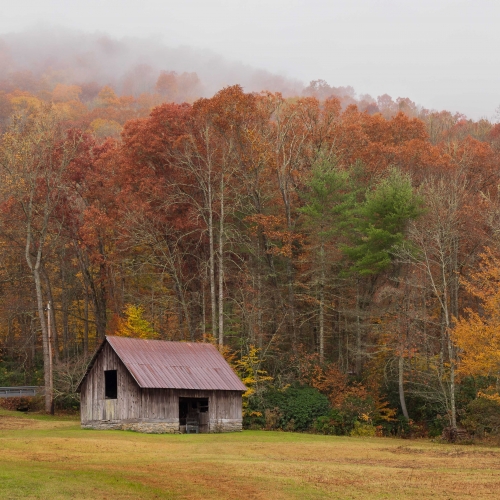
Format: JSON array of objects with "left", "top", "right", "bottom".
[{"left": 77, "top": 336, "right": 247, "bottom": 392}]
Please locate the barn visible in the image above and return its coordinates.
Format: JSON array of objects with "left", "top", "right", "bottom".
[{"left": 76, "top": 336, "right": 247, "bottom": 433}]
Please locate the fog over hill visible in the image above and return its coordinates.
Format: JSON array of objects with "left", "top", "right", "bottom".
[
  {"left": 0, "top": 28, "right": 303, "bottom": 98},
  {"left": 2, "top": 2, "right": 500, "bottom": 119},
  {"left": 1, "top": 27, "right": 495, "bottom": 122}
]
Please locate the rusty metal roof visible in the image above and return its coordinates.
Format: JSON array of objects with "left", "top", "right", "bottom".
[{"left": 78, "top": 336, "right": 246, "bottom": 392}]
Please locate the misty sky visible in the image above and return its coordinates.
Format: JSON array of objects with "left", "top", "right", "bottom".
[{"left": 2, "top": 0, "right": 499, "bottom": 119}]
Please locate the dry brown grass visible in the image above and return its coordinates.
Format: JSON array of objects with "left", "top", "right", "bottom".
[
  {"left": 0, "top": 409, "right": 499, "bottom": 499},
  {"left": 0, "top": 414, "right": 73, "bottom": 431}
]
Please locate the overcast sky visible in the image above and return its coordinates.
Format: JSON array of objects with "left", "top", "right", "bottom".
[{"left": 1, "top": 0, "right": 499, "bottom": 119}]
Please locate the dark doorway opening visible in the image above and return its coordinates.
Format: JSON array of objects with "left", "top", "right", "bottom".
[{"left": 179, "top": 397, "right": 209, "bottom": 433}]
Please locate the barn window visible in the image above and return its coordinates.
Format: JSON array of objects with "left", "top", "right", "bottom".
[{"left": 104, "top": 370, "right": 117, "bottom": 399}]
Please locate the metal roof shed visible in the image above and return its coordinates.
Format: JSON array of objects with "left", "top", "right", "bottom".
[{"left": 77, "top": 336, "right": 246, "bottom": 433}]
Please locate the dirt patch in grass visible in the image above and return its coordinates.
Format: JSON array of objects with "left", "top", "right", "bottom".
[
  {"left": 0, "top": 415, "right": 76, "bottom": 433},
  {"left": 389, "top": 444, "right": 500, "bottom": 459},
  {"left": 0, "top": 415, "right": 47, "bottom": 430},
  {"left": 125, "top": 464, "right": 286, "bottom": 500}
]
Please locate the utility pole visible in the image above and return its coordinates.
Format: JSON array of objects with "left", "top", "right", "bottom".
[{"left": 47, "top": 302, "right": 54, "bottom": 415}]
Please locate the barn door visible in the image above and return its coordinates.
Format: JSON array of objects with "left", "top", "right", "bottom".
[{"left": 198, "top": 399, "right": 209, "bottom": 433}]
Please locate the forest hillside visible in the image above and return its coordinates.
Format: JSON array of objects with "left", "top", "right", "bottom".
[{"left": 1, "top": 32, "right": 500, "bottom": 439}]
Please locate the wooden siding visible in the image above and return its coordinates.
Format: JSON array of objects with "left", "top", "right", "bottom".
[
  {"left": 80, "top": 342, "right": 141, "bottom": 423},
  {"left": 80, "top": 342, "right": 242, "bottom": 431},
  {"left": 140, "top": 389, "right": 177, "bottom": 422}
]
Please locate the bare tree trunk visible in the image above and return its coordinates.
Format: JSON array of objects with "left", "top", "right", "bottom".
[
  {"left": 33, "top": 266, "right": 51, "bottom": 412},
  {"left": 74, "top": 243, "right": 107, "bottom": 340},
  {"left": 208, "top": 176, "right": 217, "bottom": 341},
  {"left": 449, "top": 235, "right": 459, "bottom": 430},
  {"left": 345, "top": 309, "right": 349, "bottom": 372},
  {"left": 218, "top": 174, "right": 224, "bottom": 346},
  {"left": 83, "top": 289, "right": 89, "bottom": 358},
  {"left": 285, "top": 192, "right": 296, "bottom": 347},
  {"left": 30, "top": 317, "right": 36, "bottom": 369},
  {"left": 25, "top": 213, "right": 52, "bottom": 412},
  {"left": 398, "top": 354, "right": 409, "bottom": 419},
  {"left": 47, "top": 301, "right": 54, "bottom": 415},
  {"left": 355, "top": 280, "right": 362, "bottom": 375},
  {"left": 257, "top": 245, "right": 263, "bottom": 350},
  {"left": 97, "top": 240, "right": 108, "bottom": 339},
  {"left": 201, "top": 276, "right": 206, "bottom": 340},
  {"left": 448, "top": 333, "right": 457, "bottom": 429},
  {"left": 60, "top": 260, "right": 69, "bottom": 362},
  {"left": 319, "top": 243, "right": 325, "bottom": 363},
  {"left": 287, "top": 259, "right": 296, "bottom": 346},
  {"left": 42, "top": 266, "right": 59, "bottom": 359}
]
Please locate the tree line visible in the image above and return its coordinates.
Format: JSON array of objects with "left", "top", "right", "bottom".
[{"left": 1, "top": 82, "right": 500, "bottom": 437}]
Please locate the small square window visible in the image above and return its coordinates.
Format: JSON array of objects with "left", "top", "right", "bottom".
[{"left": 105, "top": 370, "right": 117, "bottom": 399}]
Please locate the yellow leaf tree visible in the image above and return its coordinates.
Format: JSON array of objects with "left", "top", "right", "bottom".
[
  {"left": 452, "top": 248, "right": 500, "bottom": 381},
  {"left": 234, "top": 346, "right": 273, "bottom": 418},
  {"left": 115, "top": 304, "right": 159, "bottom": 339}
]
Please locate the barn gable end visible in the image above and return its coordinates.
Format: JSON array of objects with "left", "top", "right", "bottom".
[{"left": 80, "top": 341, "right": 143, "bottom": 426}]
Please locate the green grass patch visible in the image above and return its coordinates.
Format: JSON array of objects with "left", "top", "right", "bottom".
[{"left": 1, "top": 411, "right": 500, "bottom": 499}]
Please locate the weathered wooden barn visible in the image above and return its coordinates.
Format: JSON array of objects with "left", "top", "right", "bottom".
[{"left": 77, "top": 336, "right": 246, "bottom": 433}]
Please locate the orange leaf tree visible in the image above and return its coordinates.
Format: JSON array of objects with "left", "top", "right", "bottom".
[{"left": 452, "top": 248, "right": 500, "bottom": 382}]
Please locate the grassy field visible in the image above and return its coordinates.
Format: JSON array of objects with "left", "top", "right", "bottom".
[{"left": 1, "top": 409, "right": 500, "bottom": 499}]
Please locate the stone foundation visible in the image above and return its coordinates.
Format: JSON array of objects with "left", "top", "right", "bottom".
[
  {"left": 82, "top": 420, "right": 180, "bottom": 434},
  {"left": 82, "top": 418, "right": 243, "bottom": 433},
  {"left": 210, "top": 419, "right": 242, "bottom": 433},
  {"left": 121, "top": 422, "right": 180, "bottom": 434}
]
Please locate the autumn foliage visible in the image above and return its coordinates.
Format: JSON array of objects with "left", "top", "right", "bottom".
[
  {"left": 1, "top": 72, "right": 500, "bottom": 435},
  {"left": 452, "top": 249, "right": 500, "bottom": 380}
]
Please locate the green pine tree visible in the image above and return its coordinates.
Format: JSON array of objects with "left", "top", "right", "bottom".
[{"left": 343, "top": 168, "right": 423, "bottom": 276}]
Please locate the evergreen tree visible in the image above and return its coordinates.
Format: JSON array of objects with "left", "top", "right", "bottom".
[{"left": 343, "top": 168, "right": 423, "bottom": 276}]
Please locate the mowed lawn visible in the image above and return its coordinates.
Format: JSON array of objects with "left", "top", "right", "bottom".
[{"left": 1, "top": 409, "right": 500, "bottom": 499}]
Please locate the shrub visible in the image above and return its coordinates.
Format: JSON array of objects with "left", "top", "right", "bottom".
[
  {"left": 0, "top": 396, "right": 44, "bottom": 412},
  {"left": 428, "top": 415, "right": 446, "bottom": 438},
  {"left": 264, "top": 386, "right": 330, "bottom": 431},
  {"left": 313, "top": 389, "right": 398, "bottom": 436},
  {"left": 350, "top": 421, "right": 376, "bottom": 437},
  {"left": 264, "top": 408, "right": 282, "bottom": 430},
  {"left": 392, "top": 415, "right": 412, "bottom": 437},
  {"left": 463, "top": 395, "right": 500, "bottom": 437},
  {"left": 248, "top": 385, "right": 330, "bottom": 431},
  {"left": 313, "top": 409, "right": 345, "bottom": 435}
]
